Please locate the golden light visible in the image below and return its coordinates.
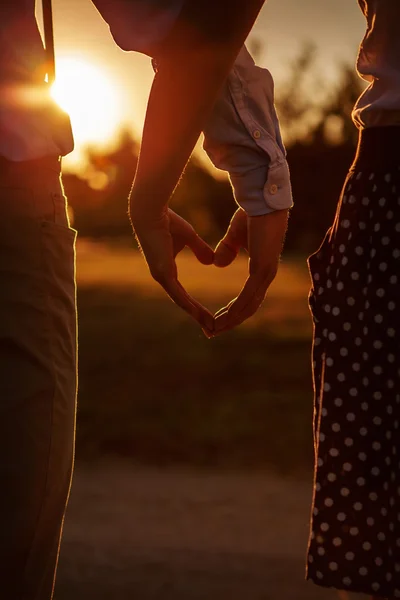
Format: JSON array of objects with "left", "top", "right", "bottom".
[{"left": 51, "top": 56, "right": 122, "bottom": 162}]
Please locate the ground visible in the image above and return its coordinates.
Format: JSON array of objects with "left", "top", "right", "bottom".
[{"left": 55, "top": 463, "right": 344, "bottom": 600}]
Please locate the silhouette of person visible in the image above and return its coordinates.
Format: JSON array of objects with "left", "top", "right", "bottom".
[{"left": 0, "top": 1, "right": 291, "bottom": 598}]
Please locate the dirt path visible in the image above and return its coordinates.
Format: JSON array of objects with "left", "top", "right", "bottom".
[{"left": 55, "top": 463, "right": 344, "bottom": 600}]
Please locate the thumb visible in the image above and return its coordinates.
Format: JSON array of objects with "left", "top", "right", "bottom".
[
  {"left": 186, "top": 232, "right": 214, "bottom": 265},
  {"left": 214, "top": 208, "right": 247, "bottom": 267},
  {"left": 214, "top": 237, "right": 239, "bottom": 267}
]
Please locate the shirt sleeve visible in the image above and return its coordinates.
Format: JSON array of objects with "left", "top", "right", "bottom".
[{"left": 203, "top": 45, "right": 293, "bottom": 216}]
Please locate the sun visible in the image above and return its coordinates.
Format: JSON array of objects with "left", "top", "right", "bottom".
[{"left": 51, "top": 56, "right": 122, "bottom": 157}]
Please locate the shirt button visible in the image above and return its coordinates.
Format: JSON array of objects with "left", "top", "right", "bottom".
[
  {"left": 269, "top": 184, "right": 278, "bottom": 195},
  {"left": 253, "top": 129, "right": 261, "bottom": 139}
]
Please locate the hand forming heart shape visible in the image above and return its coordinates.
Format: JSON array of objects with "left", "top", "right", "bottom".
[{"left": 131, "top": 207, "right": 289, "bottom": 337}]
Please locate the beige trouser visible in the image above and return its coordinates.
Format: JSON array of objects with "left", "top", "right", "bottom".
[{"left": 0, "top": 156, "right": 78, "bottom": 600}]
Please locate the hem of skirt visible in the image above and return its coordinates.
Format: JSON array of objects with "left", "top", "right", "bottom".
[{"left": 306, "top": 574, "right": 398, "bottom": 598}]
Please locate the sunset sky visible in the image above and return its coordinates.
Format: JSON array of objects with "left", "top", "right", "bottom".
[{"left": 36, "top": 0, "right": 366, "bottom": 171}]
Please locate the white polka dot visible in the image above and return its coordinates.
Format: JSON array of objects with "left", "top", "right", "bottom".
[
  {"left": 329, "top": 562, "right": 338, "bottom": 571},
  {"left": 343, "top": 577, "right": 352, "bottom": 586},
  {"left": 339, "top": 244, "right": 346, "bottom": 253},
  {"left": 355, "top": 246, "right": 363, "bottom": 255},
  {"left": 327, "top": 472, "right": 337, "bottom": 482},
  {"left": 346, "top": 413, "right": 355, "bottom": 422},
  {"left": 340, "top": 348, "right": 348, "bottom": 357},
  {"left": 350, "top": 526, "right": 359, "bottom": 535},
  {"left": 360, "top": 427, "right": 368, "bottom": 436},
  {"left": 359, "top": 567, "right": 368, "bottom": 576},
  {"left": 351, "top": 272, "right": 359, "bottom": 281},
  {"left": 316, "top": 571, "right": 323, "bottom": 580},
  {"left": 337, "top": 512, "right": 346, "bottom": 521},
  {"left": 341, "top": 220, "right": 350, "bottom": 229},
  {"left": 361, "top": 402, "right": 368, "bottom": 411},
  {"left": 373, "top": 340, "right": 383, "bottom": 349},
  {"left": 332, "top": 423, "right": 340, "bottom": 433},
  {"left": 369, "top": 492, "right": 378, "bottom": 501},
  {"left": 317, "top": 547, "right": 326, "bottom": 556},
  {"left": 349, "top": 388, "right": 358, "bottom": 397},
  {"left": 332, "top": 307, "right": 340, "bottom": 316},
  {"left": 359, "top": 452, "right": 367, "bottom": 461},
  {"left": 363, "top": 541, "right": 372, "bottom": 550},
  {"left": 344, "top": 438, "right": 353, "bottom": 447},
  {"left": 374, "top": 314, "right": 383, "bottom": 324},
  {"left": 345, "top": 552, "right": 354, "bottom": 561},
  {"left": 333, "top": 537, "right": 342, "bottom": 547},
  {"left": 324, "top": 499, "right": 334, "bottom": 508},
  {"left": 357, "top": 477, "right": 366, "bottom": 486},
  {"left": 328, "top": 332, "right": 337, "bottom": 341},
  {"left": 390, "top": 275, "right": 398, "bottom": 284},
  {"left": 340, "top": 488, "right": 350, "bottom": 497},
  {"left": 377, "top": 533, "right": 386, "bottom": 541},
  {"left": 372, "top": 582, "right": 380, "bottom": 592},
  {"left": 373, "top": 416, "right": 382, "bottom": 426},
  {"left": 334, "top": 398, "right": 343, "bottom": 407},
  {"left": 367, "top": 517, "right": 375, "bottom": 526},
  {"left": 343, "top": 462, "right": 352, "bottom": 472},
  {"left": 329, "top": 448, "right": 339, "bottom": 457},
  {"left": 337, "top": 373, "right": 346, "bottom": 381},
  {"left": 372, "top": 441, "right": 381, "bottom": 451},
  {"left": 353, "top": 503, "right": 363, "bottom": 511},
  {"left": 382, "top": 236, "right": 390, "bottom": 245}
]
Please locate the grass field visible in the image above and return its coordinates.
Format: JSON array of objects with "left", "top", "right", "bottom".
[
  {"left": 52, "top": 241, "right": 349, "bottom": 600},
  {"left": 75, "top": 240, "right": 314, "bottom": 473}
]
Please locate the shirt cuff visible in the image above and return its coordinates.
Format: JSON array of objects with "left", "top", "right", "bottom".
[{"left": 230, "top": 160, "right": 294, "bottom": 216}]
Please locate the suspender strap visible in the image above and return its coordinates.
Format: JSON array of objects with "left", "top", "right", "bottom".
[{"left": 42, "top": 0, "right": 56, "bottom": 84}]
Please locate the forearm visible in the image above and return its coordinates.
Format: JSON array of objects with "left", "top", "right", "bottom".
[{"left": 129, "top": 0, "right": 265, "bottom": 222}]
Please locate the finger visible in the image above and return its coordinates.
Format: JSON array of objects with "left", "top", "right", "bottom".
[
  {"left": 214, "top": 209, "right": 247, "bottom": 267},
  {"left": 214, "top": 273, "right": 272, "bottom": 333},
  {"left": 214, "top": 297, "right": 235, "bottom": 318},
  {"left": 214, "top": 239, "right": 239, "bottom": 268},
  {"left": 161, "top": 276, "right": 215, "bottom": 333},
  {"left": 172, "top": 237, "right": 186, "bottom": 258},
  {"left": 186, "top": 232, "right": 214, "bottom": 265}
]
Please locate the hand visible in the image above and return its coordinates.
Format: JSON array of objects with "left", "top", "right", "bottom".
[
  {"left": 130, "top": 207, "right": 215, "bottom": 337},
  {"left": 213, "top": 207, "right": 289, "bottom": 334}
]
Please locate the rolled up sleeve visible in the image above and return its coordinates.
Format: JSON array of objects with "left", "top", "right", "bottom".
[{"left": 203, "top": 45, "right": 293, "bottom": 216}]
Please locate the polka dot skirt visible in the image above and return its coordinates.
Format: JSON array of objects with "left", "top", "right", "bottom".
[{"left": 306, "top": 165, "right": 400, "bottom": 597}]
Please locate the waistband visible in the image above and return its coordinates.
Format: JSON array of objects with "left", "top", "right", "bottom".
[
  {"left": 353, "top": 126, "right": 400, "bottom": 169},
  {"left": 0, "top": 155, "right": 61, "bottom": 176}
]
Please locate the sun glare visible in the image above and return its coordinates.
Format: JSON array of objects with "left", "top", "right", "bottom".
[{"left": 51, "top": 56, "right": 122, "bottom": 157}]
